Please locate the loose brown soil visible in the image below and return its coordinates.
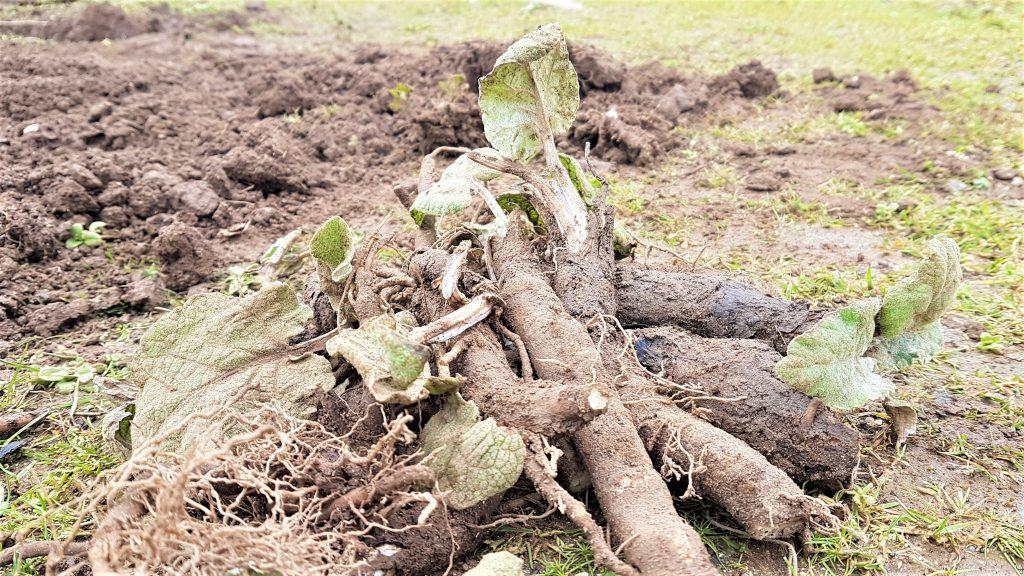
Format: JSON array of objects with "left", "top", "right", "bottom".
[{"left": 1, "top": 3, "right": 783, "bottom": 347}]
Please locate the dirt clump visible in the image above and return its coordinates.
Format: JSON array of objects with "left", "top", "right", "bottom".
[
  {"left": 710, "top": 60, "right": 780, "bottom": 99},
  {"left": 0, "top": 206, "right": 62, "bottom": 263},
  {"left": 44, "top": 3, "right": 163, "bottom": 42},
  {"left": 153, "top": 222, "right": 217, "bottom": 291},
  {"left": 822, "top": 69, "right": 930, "bottom": 120}
]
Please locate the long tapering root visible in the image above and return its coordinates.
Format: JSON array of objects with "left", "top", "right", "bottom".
[{"left": 522, "top": 434, "right": 640, "bottom": 576}]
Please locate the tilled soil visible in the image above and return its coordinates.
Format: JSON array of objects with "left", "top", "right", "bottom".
[{"left": 0, "top": 3, "right": 806, "bottom": 346}]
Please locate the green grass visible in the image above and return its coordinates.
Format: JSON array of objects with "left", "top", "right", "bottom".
[
  {"left": 809, "top": 480, "right": 1024, "bottom": 575},
  {"left": 484, "top": 525, "right": 616, "bottom": 576},
  {"left": 0, "top": 427, "right": 118, "bottom": 536}
]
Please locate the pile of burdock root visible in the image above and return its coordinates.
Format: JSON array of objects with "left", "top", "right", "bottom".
[{"left": 12, "top": 23, "right": 960, "bottom": 576}]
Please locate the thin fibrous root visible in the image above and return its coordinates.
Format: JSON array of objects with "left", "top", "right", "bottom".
[{"left": 521, "top": 434, "right": 639, "bottom": 576}]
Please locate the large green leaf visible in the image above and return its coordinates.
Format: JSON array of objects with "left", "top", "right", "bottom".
[
  {"left": 420, "top": 393, "right": 526, "bottom": 510},
  {"left": 775, "top": 298, "right": 894, "bottom": 410},
  {"left": 310, "top": 216, "right": 359, "bottom": 311},
  {"left": 870, "top": 320, "right": 943, "bottom": 370},
  {"left": 870, "top": 235, "right": 961, "bottom": 370},
  {"left": 877, "top": 235, "right": 961, "bottom": 337},
  {"left": 478, "top": 23, "right": 579, "bottom": 161},
  {"left": 130, "top": 283, "right": 334, "bottom": 453},
  {"left": 326, "top": 312, "right": 433, "bottom": 404},
  {"left": 464, "top": 552, "right": 524, "bottom": 576}
]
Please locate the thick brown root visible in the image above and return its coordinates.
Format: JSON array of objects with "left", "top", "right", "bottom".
[
  {"left": 634, "top": 326, "right": 860, "bottom": 488},
  {"left": 409, "top": 248, "right": 607, "bottom": 435},
  {"left": 615, "top": 265, "right": 822, "bottom": 353},
  {"left": 521, "top": 434, "right": 639, "bottom": 576},
  {"left": 632, "top": 389, "right": 832, "bottom": 539},
  {"left": 492, "top": 227, "right": 719, "bottom": 576}
]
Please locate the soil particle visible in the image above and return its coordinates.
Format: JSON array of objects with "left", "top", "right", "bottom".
[
  {"left": 568, "top": 42, "right": 625, "bottom": 92},
  {"left": 710, "top": 60, "right": 779, "bottom": 99},
  {"left": 212, "top": 200, "right": 255, "bottom": 228},
  {"left": 153, "top": 222, "right": 217, "bottom": 291},
  {"left": 824, "top": 70, "right": 927, "bottom": 120},
  {"left": 42, "top": 178, "right": 100, "bottom": 216},
  {"left": 570, "top": 108, "right": 669, "bottom": 165},
  {"left": 252, "top": 73, "right": 311, "bottom": 118},
  {"left": 21, "top": 299, "right": 94, "bottom": 337},
  {"left": 87, "top": 101, "right": 114, "bottom": 123},
  {"left": 222, "top": 124, "right": 313, "bottom": 195},
  {"left": 812, "top": 67, "right": 835, "bottom": 84},
  {"left": 653, "top": 83, "right": 700, "bottom": 120},
  {"left": 173, "top": 180, "right": 221, "bottom": 217},
  {"left": 60, "top": 163, "right": 104, "bottom": 191},
  {"left": 745, "top": 174, "right": 782, "bottom": 192},
  {"left": 0, "top": 207, "right": 61, "bottom": 263},
  {"left": 993, "top": 167, "right": 1017, "bottom": 181},
  {"left": 44, "top": 3, "right": 161, "bottom": 43}
]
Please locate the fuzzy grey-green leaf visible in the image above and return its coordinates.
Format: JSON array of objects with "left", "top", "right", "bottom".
[
  {"left": 130, "top": 283, "right": 334, "bottom": 453},
  {"left": 478, "top": 23, "right": 579, "bottom": 161},
  {"left": 420, "top": 393, "right": 526, "bottom": 510},
  {"left": 775, "top": 298, "right": 894, "bottom": 410},
  {"left": 410, "top": 150, "right": 502, "bottom": 218},
  {"left": 326, "top": 312, "right": 432, "bottom": 404},
  {"left": 311, "top": 216, "right": 359, "bottom": 311},
  {"left": 877, "top": 235, "right": 961, "bottom": 338},
  {"left": 869, "top": 320, "right": 943, "bottom": 370},
  {"left": 870, "top": 236, "right": 960, "bottom": 370}
]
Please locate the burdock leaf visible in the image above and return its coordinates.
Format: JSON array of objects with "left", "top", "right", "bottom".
[
  {"left": 326, "top": 312, "right": 433, "bottom": 404},
  {"left": 311, "top": 216, "right": 359, "bottom": 311},
  {"left": 130, "top": 283, "right": 334, "bottom": 453},
  {"left": 775, "top": 298, "right": 894, "bottom": 410},
  {"left": 871, "top": 236, "right": 961, "bottom": 370},
  {"left": 479, "top": 23, "right": 580, "bottom": 161},
  {"left": 464, "top": 551, "right": 524, "bottom": 576},
  {"left": 420, "top": 393, "right": 526, "bottom": 510},
  {"left": 877, "top": 235, "right": 962, "bottom": 338},
  {"left": 869, "top": 321, "right": 943, "bottom": 370},
  {"left": 410, "top": 150, "right": 502, "bottom": 219}
]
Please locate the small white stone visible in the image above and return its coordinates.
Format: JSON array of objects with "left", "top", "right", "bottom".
[{"left": 22, "top": 123, "right": 40, "bottom": 135}]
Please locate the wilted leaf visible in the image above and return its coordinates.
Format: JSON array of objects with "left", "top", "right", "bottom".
[
  {"left": 479, "top": 23, "right": 579, "bottom": 161},
  {"left": 884, "top": 400, "right": 918, "bottom": 446},
  {"left": 410, "top": 150, "right": 502, "bottom": 221},
  {"left": 775, "top": 298, "right": 894, "bottom": 410},
  {"left": 326, "top": 312, "right": 432, "bottom": 404},
  {"left": 420, "top": 393, "right": 526, "bottom": 510},
  {"left": 464, "top": 551, "right": 524, "bottom": 576},
  {"left": 130, "top": 283, "right": 334, "bottom": 453},
  {"left": 310, "top": 216, "right": 359, "bottom": 312},
  {"left": 259, "top": 228, "right": 304, "bottom": 280},
  {"left": 871, "top": 235, "right": 961, "bottom": 369},
  {"left": 101, "top": 403, "right": 134, "bottom": 455}
]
